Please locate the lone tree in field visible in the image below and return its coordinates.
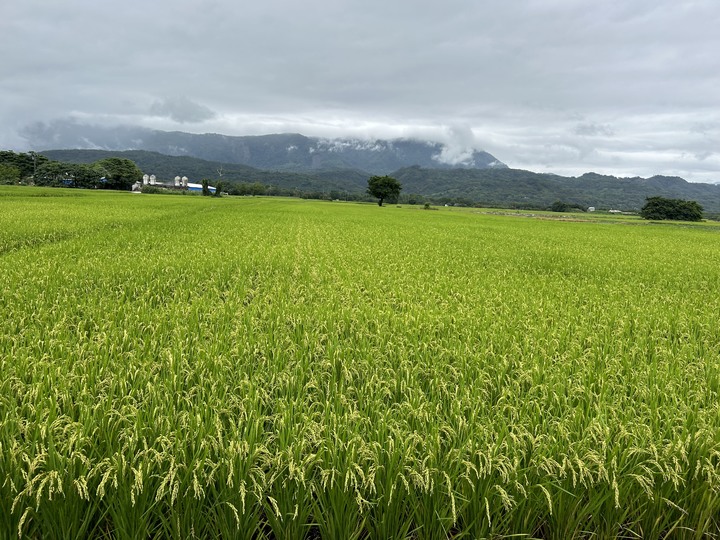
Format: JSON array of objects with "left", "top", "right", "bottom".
[
  {"left": 640, "top": 196, "right": 703, "bottom": 221},
  {"left": 367, "top": 175, "right": 401, "bottom": 206}
]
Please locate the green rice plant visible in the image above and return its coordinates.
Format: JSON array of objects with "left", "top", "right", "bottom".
[{"left": 2, "top": 187, "right": 720, "bottom": 538}]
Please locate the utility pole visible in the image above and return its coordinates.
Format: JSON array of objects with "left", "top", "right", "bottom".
[{"left": 29, "top": 151, "right": 37, "bottom": 178}]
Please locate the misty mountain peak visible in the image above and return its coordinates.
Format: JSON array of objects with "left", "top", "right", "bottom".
[{"left": 22, "top": 122, "right": 506, "bottom": 175}]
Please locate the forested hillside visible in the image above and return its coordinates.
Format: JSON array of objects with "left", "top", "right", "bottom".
[
  {"left": 394, "top": 167, "right": 720, "bottom": 211},
  {"left": 23, "top": 125, "right": 506, "bottom": 174},
  {"left": 9, "top": 149, "right": 720, "bottom": 212},
  {"left": 41, "top": 150, "right": 368, "bottom": 193}
]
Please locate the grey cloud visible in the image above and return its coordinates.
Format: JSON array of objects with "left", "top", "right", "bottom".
[
  {"left": 574, "top": 123, "right": 615, "bottom": 137},
  {"left": 694, "top": 151, "right": 715, "bottom": 161},
  {"left": 19, "top": 119, "right": 150, "bottom": 151},
  {"left": 2, "top": 0, "right": 720, "bottom": 182},
  {"left": 149, "top": 97, "right": 216, "bottom": 124}
]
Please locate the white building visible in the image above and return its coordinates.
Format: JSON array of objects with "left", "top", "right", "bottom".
[{"left": 138, "top": 174, "right": 215, "bottom": 193}]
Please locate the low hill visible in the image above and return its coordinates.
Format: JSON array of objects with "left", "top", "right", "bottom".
[
  {"left": 41, "top": 149, "right": 369, "bottom": 193},
  {"left": 394, "top": 167, "right": 720, "bottom": 212},
  {"left": 39, "top": 149, "right": 720, "bottom": 213}
]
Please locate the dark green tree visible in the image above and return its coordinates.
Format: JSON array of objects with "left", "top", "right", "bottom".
[
  {"left": 93, "top": 158, "right": 143, "bottom": 190},
  {"left": 367, "top": 175, "right": 401, "bottom": 206},
  {"left": 201, "top": 178, "right": 211, "bottom": 196},
  {"left": 640, "top": 196, "right": 703, "bottom": 221},
  {"left": 0, "top": 151, "right": 48, "bottom": 180},
  {"left": 549, "top": 201, "right": 585, "bottom": 213},
  {"left": 0, "top": 163, "right": 21, "bottom": 184},
  {"left": 34, "top": 162, "right": 101, "bottom": 188},
  {"left": 549, "top": 201, "right": 571, "bottom": 212}
]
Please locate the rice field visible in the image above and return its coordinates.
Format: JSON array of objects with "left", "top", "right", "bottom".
[{"left": 2, "top": 185, "right": 720, "bottom": 539}]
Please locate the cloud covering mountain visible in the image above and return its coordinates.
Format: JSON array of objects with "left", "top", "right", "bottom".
[{"left": 22, "top": 123, "right": 506, "bottom": 175}]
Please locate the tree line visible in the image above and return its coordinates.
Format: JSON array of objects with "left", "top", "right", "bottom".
[
  {"left": 0, "top": 151, "right": 143, "bottom": 190},
  {"left": 1, "top": 150, "right": 707, "bottom": 219}
]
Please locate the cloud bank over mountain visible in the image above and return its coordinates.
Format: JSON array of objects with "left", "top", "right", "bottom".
[
  {"left": 20, "top": 124, "right": 507, "bottom": 175},
  {"left": 2, "top": 0, "right": 719, "bottom": 182}
]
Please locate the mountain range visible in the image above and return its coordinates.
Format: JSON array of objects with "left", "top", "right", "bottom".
[
  {"left": 23, "top": 123, "right": 505, "bottom": 174},
  {"left": 27, "top": 125, "right": 720, "bottom": 214}
]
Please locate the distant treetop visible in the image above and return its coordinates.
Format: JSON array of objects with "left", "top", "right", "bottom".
[{"left": 640, "top": 196, "right": 703, "bottom": 222}]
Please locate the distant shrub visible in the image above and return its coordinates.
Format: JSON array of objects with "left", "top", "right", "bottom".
[
  {"left": 549, "top": 201, "right": 585, "bottom": 213},
  {"left": 141, "top": 186, "right": 195, "bottom": 195},
  {"left": 640, "top": 196, "right": 703, "bottom": 221}
]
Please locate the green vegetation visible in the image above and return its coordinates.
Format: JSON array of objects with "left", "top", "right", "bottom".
[
  {"left": 33, "top": 130, "right": 503, "bottom": 175},
  {"left": 367, "top": 175, "right": 402, "bottom": 206},
  {"left": 0, "top": 150, "right": 48, "bottom": 180},
  {"left": 640, "top": 196, "right": 704, "bottom": 221},
  {"left": 2, "top": 187, "right": 720, "bottom": 538},
  {"left": 0, "top": 151, "right": 141, "bottom": 190},
  {"left": 391, "top": 167, "right": 720, "bottom": 213},
  {"left": 549, "top": 200, "right": 586, "bottom": 213},
  {"left": 0, "top": 163, "right": 22, "bottom": 184},
  {"left": 38, "top": 149, "right": 720, "bottom": 212},
  {"left": 93, "top": 157, "right": 143, "bottom": 190},
  {"left": 40, "top": 149, "right": 370, "bottom": 196},
  {"left": 139, "top": 185, "right": 196, "bottom": 196}
]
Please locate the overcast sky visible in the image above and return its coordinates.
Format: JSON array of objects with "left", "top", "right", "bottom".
[{"left": 2, "top": 0, "right": 719, "bottom": 181}]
